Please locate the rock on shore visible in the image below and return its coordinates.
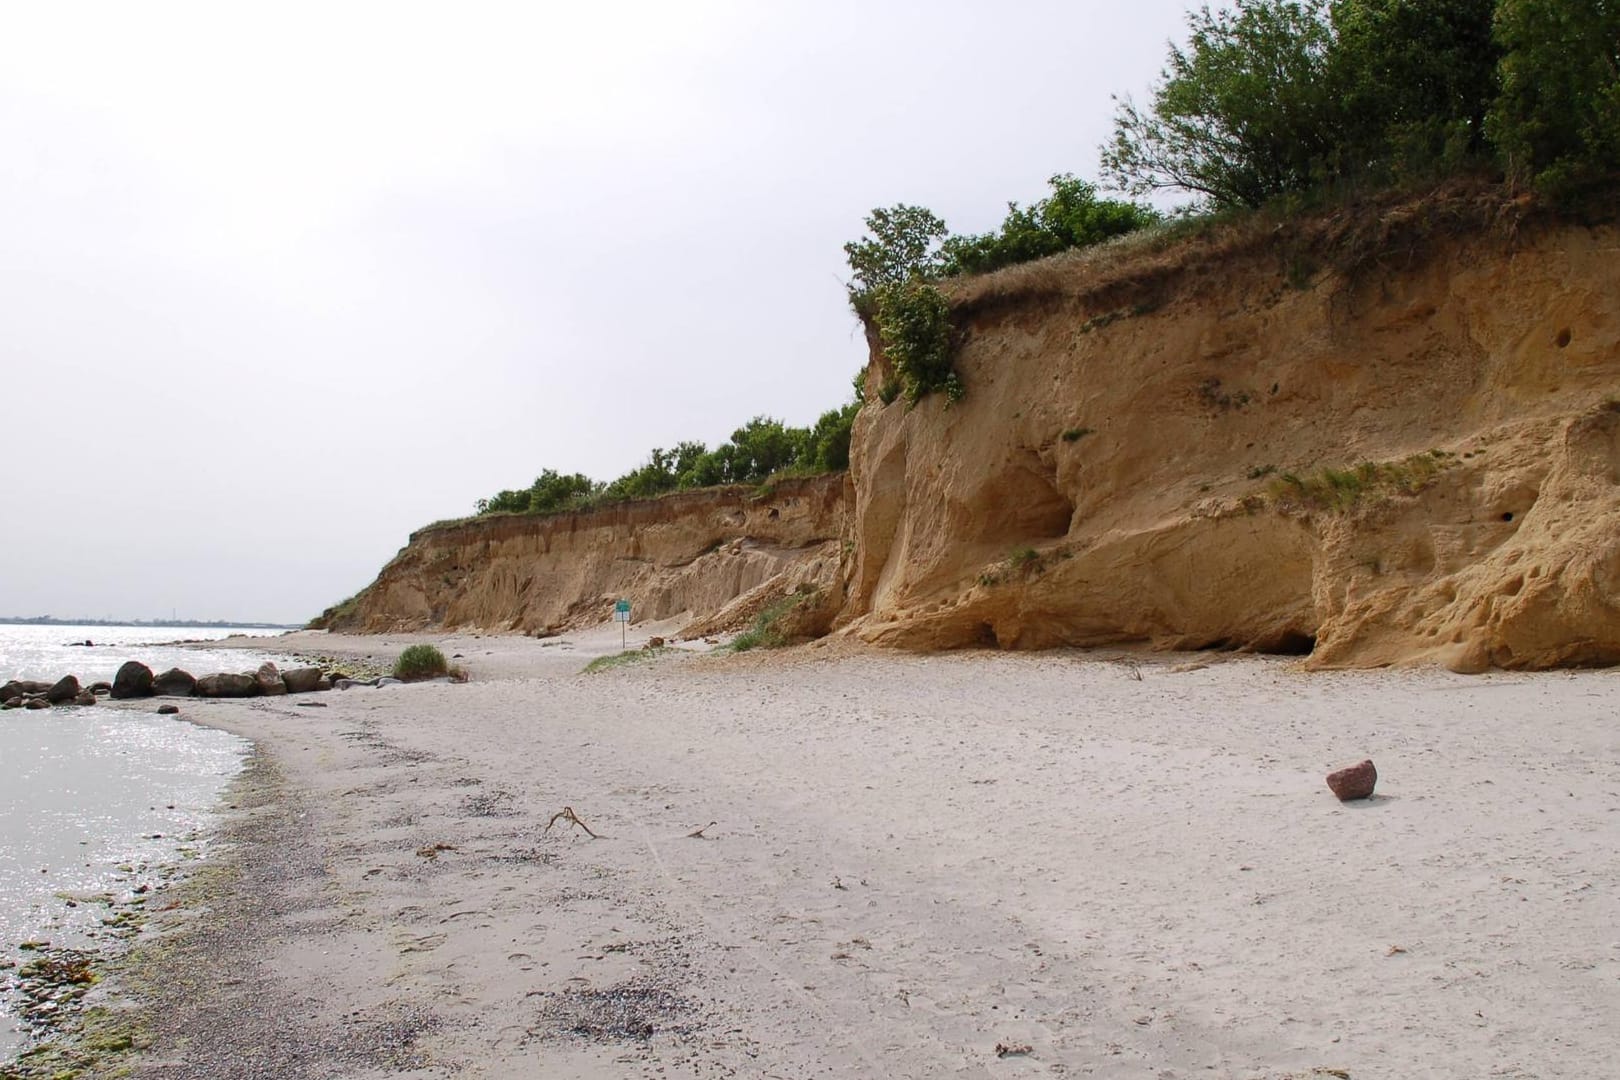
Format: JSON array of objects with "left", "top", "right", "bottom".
[
  {"left": 195, "top": 673, "right": 258, "bottom": 698},
  {"left": 111, "top": 662, "right": 154, "bottom": 699}
]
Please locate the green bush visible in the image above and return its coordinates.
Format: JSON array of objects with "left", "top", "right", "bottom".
[
  {"left": 1488, "top": 0, "right": 1620, "bottom": 192},
  {"left": 876, "top": 281, "right": 959, "bottom": 404},
  {"left": 940, "top": 175, "right": 1160, "bottom": 277},
  {"left": 731, "top": 591, "right": 817, "bottom": 652},
  {"left": 473, "top": 409, "right": 863, "bottom": 517},
  {"left": 393, "top": 644, "right": 450, "bottom": 681}
]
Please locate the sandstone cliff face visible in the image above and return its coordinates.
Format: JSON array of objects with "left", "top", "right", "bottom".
[
  {"left": 838, "top": 200, "right": 1620, "bottom": 670},
  {"left": 333, "top": 475, "right": 846, "bottom": 635},
  {"left": 328, "top": 192, "right": 1620, "bottom": 671}
]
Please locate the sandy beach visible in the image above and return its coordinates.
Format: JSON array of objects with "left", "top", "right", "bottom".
[{"left": 76, "top": 628, "right": 1620, "bottom": 1079}]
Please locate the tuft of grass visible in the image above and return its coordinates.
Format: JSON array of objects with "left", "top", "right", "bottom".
[
  {"left": 1246, "top": 463, "right": 1276, "bottom": 479},
  {"left": 583, "top": 648, "right": 666, "bottom": 674},
  {"left": 393, "top": 644, "right": 450, "bottom": 681},
  {"left": 731, "top": 591, "right": 816, "bottom": 652},
  {"left": 1061, "top": 427, "right": 1094, "bottom": 442},
  {"left": 1267, "top": 450, "right": 1451, "bottom": 512},
  {"left": 1009, "top": 546, "right": 1042, "bottom": 570}
]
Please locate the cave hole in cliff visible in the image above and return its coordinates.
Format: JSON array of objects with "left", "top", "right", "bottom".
[
  {"left": 1501, "top": 511, "right": 1514, "bottom": 522},
  {"left": 1263, "top": 631, "right": 1318, "bottom": 656},
  {"left": 976, "top": 621, "right": 1000, "bottom": 648},
  {"left": 1555, "top": 328, "right": 1572, "bottom": 348}
]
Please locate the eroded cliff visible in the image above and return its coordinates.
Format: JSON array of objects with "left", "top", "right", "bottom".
[
  {"left": 838, "top": 188, "right": 1620, "bottom": 670},
  {"left": 326, "top": 188, "right": 1620, "bottom": 670},
  {"left": 328, "top": 475, "right": 847, "bottom": 636}
]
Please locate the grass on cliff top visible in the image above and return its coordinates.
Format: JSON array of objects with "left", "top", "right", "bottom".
[
  {"left": 942, "top": 177, "right": 1576, "bottom": 321},
  {"left": 306, "top": 592, "right": 360, "bottom": 630},
  {"left": 1267, "top": 450, "right": 1452, "bottom": 512}
]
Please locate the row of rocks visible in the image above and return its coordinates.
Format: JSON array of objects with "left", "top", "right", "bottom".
[
  {"left": 0, "top": 675, "right": 106, "bottom": 709},
  {"left": 2, "top": 660, "right": 336, "bottom": 710}
]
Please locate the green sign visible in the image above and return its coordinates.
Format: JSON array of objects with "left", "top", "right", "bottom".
[{"left": 614, "top": 599, "right": 631, "bottom": 614}]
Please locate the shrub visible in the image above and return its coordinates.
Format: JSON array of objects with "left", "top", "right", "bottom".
[
  {"left": 1009, "top": 546, "right": 1043, "bottom": 571},
  {"left": 731, "top": 591, "right": 817, "bottom": 652},
  {"left": 1061, "top": 427, "right": 1094, "bottom": 442},
  {"left": 393, "top": 644, "right": 450, "bottom": 681},
  {"left": 527, "top": 469, "right": 599, "bottom": 513},
  {"left": 876, "top": 281, "right": 958, "bottom": 404},
  {"left": 940, "top": 175, "right": 1159, "bottom": 277}
]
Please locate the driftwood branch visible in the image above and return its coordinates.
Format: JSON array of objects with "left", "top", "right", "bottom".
[{"left": 544, "top": 806, "right": 600, "bottom": 839}]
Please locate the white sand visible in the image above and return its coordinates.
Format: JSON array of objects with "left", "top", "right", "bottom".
[{"left": 141, "top": 627, "right": 1619, "bottom": 1078}]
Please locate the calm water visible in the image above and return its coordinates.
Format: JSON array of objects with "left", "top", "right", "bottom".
[
  {"left": 1, "top": 625, "right": 260, "bottom": 1060},
  {"left": 0, "top": 623, "right": 290, "bottom": 686}
]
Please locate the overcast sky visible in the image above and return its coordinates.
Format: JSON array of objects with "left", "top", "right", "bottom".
[{"left": 1, "top": 0, "right": 1206, "bottom": 624}]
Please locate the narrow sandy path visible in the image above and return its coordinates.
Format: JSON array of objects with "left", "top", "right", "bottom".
[{"left": 122, "top": 631, "right": 1620, "bottom": 1079}]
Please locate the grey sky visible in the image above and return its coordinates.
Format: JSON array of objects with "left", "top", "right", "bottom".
[{"left": 2, "top": 1, "right": 1202, "bottom": 624}]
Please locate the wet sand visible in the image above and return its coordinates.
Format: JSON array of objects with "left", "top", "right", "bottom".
[{"left": 95, "top": 627, "right": 1620, "bottom": 1078}]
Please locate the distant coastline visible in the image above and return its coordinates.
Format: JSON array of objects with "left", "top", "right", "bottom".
[{"left": 0, "top": 616, "right": 300, "bottom": 630}]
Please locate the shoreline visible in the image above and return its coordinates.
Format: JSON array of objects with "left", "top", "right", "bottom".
[{"left": 9, "top": 631, "right": 1620, "bottom": 1077}]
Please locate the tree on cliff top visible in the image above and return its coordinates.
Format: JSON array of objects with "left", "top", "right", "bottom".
[
  {"left": 842, "top": 204, "right": 948, "bottom": 308},
  {"left": 1101, "top": 0, "right": 1340, "bottom": 208},
  {"left": 1488, "top": 0, "right": 1620, "bottom": 190}
]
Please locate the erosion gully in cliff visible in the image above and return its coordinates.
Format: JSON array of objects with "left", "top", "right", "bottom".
[{"left": 331, "top": 188, "right": 1620, "bottom": 673}]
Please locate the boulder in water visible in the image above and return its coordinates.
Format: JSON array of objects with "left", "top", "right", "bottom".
[
  {"left": 24, "top": 697, "right": 49, "bottom": 710},
  {"left": 1, "top": 680, "right": 53, "bottom": 700},
  {"left": 73, "top": 690, "right": 97, "bottom": 706},
  {"left": 47, "top": 675, "right": 81, "bottom": 704},
  {"left": 156, "top": 704, "right": 180, "bottom": 715},
  {"left": 111, "top": 661, "right": 154, "bottom": 699}
]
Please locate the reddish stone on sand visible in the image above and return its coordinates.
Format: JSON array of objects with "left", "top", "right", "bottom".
[{"left": 1327, "top": 759, "right": 1378, "bottom": 800}]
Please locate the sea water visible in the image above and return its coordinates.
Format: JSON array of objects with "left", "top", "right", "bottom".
[
  {"left": 0, "top": 623, "right": 291, "bottom": 687},
  {"left": 0, "top": 626, "right": 262, "bottom": 1060}
]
